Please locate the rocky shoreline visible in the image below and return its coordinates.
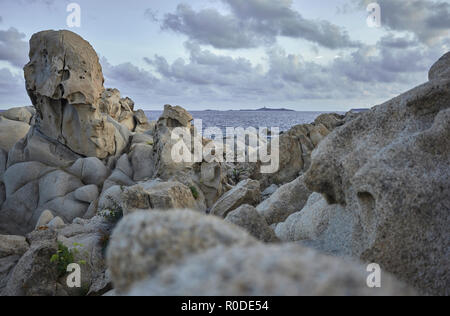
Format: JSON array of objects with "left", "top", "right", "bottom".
[{"left": 0, "top": 30, "right": 448, "bottom": 296}]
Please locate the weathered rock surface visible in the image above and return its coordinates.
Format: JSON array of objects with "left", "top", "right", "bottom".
[
  {"left": 1, "top": 29, "right": 447, "bottom": 297},
  {"left": 0, "top": 235, "right": 29, "bottom": 258},
  {"left": 24, "top": 30, "right": 128, "bottom": 159},
  {"left": 429, "top": 51, "right": 450, "bottom": 80},
  {"left": 125, "top": 244, "right": 416, "bottom": 296},
  {"left": 34, "top": 210, "right": 54, "bottom": 230},
  {"left": 0, "top": 235, "right": 29, "bottom": 293},
  {"left": 134, "top": 109, "right": 153, "bottom": 133},
  {"left": 48, "top": 216, "right": 65, "bottom": 229},
  {"left": 251, "top": 114, "right": 345, "bottom": 189},
  {"left": 0, "top": 158, "right": 104, "bottom": 235},
  {"left": 129, "top": 143, "right": 154, "bottom": 181},
  {"left": 0, "top": 106, "right": 34, "bottom": 124},
  {"left": 102, "top": 154, "right": 135, "bottom": 193},
  {"left": 68, "top": 157, "right": 110, "bottom": 186},
  {"left": 314, "top": 113, "right": 345, "bottom": 131},
  {"left": 225, "top": 204, "right": 278, "bottom": 243},
  {"left": 0, "top": 149, "right": 6, "bottom": 207},
  {"left": 4, "top": 230, "right": 59, "bottom": 296},
  {"left": 74, "top": 185, "right": 99, "bottom": 203},
  {"left": 99, "top": 88, "right": 134, "bottom": 131},
  {"left": 150, "top": 105, "right": 196, "bottom": 180},
  {"left": 0, "top": 184, "right": 4, "bottom": 208},
  {"left": 99, "top": 180, "right": 200, "bottom": 214},
  {"left": 304, "top": 53, "right": 450, "bottom": 295},
  {"left": 55, "top": 216, "right": 112, "bottom": 296},
  {"left": 275, "top": 193, "right": 354, "bottom": 256},
  {"left": 7, "top": 128, "right": 83, "bottom": 168},
  {"left": 261, "top": 184, "right": 278, "bottom": 200},
  {"left": 0, "top": 149, "right": 7, "bottom": 177},
  {"left": 0, "top": 116, "right": 30, "bottom": 152},
  {"left": 107, "top": 209, "right": 257, "bottom": 293},
  {"left": 0, "top": 161, "right": 54, "bottom": 234},
  {"left": 256, "top": 175, "right": 311, "bottom": 225},
  {"left": 198, "top": 161, "right": 228, "bottom": 207},
  {"left": 159, "top": 104, "right": 193, "bottom": 128},
  {"left": 210, "top": 179, "right": 261, "bottom": 218}
]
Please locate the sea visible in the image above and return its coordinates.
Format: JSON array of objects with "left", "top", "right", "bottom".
[
  {"left": 0, "top": 109, "right": 341, "bottom": 133},
  {"left": 145, "top": 110, "right": 340, "bottom": 133}
]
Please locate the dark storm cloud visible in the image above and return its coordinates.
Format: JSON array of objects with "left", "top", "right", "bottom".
[
  {"left": 136, "top": 36, "right": 440, "bottom": 106},
  {"left": 358, "top": 0, "right": 450, "bottom": 45},
  {"left": 161, "top": 4, "right": 268, "bottom": 49},
  {"left": 145, "top": 42, "right": 259, "bottom": 86},
  {"left": 101, "top": 58, "right": 159, "bottom": 90},
  {"left": 331, "top": 34, "right": 442, "bottom": 85},
  {"left": 0, "top": 27, "right": 28, "bottom": 68},
  {"left": 224, "top": 0, "right": 360, "bottom": 49},
  {"left": 159, "top": 1, "right": 361, "bottom": 50}
]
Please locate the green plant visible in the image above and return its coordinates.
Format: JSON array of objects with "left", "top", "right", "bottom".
[
  {"left": 100, "top": 197, "right": 124, "bottom": 223},
  {"left": 232, "top": 168, "right": 242, "bottom": 182},
  {"left": 50, "top": 242, "right": 86, "bottom": 277},
  {"left": 146, "top": 141, "right": 154, "bottom": 146},
  {"left": 190, "top": 186, "right": 199, "bottom": 199}
]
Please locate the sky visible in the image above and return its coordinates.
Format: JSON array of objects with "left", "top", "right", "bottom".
[{"left": 0, "top": 0, "right": 449, "bottom": 111}]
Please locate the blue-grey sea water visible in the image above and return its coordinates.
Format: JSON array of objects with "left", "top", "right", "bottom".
[
  {"left": 146, "top": 110, "right": 340, "bottom": 132},
  {"left": 0, "top": 109, "right": 341, "bottom": 133}
]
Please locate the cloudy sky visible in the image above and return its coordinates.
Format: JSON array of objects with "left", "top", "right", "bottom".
[{"left": 0, "top": 0, "right": 449, "bottom": 110}]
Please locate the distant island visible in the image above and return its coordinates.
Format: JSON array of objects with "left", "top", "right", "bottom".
[
  {"left": 350, "top": 108, "right": 370, "bottom": 113},
  {"left": 202, "top": 107, "right": 295, "bottom": 112},
  {"left": 239, "top": 107, "right": 295, "bottom": 112}
]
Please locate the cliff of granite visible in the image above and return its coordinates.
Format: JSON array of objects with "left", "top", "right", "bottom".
[{"left": 0, "top": 30, "right": 448, "bottom": 296}]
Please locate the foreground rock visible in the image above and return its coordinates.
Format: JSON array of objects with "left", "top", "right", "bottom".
[
  {"left": 275, "top": 193, "right": 354, "bottom": 256},
  {"left": 225, "top": 205, "right": 278, "bottom": 243},
  {"left": 304, "top": 52, "right": 450, "bottom": 295},
  {"left": 107, "top": 210, "right": 257, "bottom": 293},
  {"left": 210, "top": 179, "right": 261, "bottom": 218},
  {"left": 0, "top": 116, "right": 30, "bottom": 152},
  {"left": 55, "top": 215, "right": 112, "bottom": 296},
  {"left": 125, "top": 244, "right": 415, "bottom": 296},
  {"left": 4, "top": 230, "right": 59, "bottom": 296},
  {"left": 1, "top": 215, "right": 112, "bottom": 296},
  {"left": 256, "top": 175, "right": 311, "bottom": 225},
  {"left": 0, "top": 235, "right": 29, "bottom": 293}
]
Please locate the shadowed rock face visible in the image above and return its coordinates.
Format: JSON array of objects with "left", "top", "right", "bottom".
[
  {"left": 23, "top": 30, "right": 120, "bottom": 159},
  {"left": 304, "top": 52, "right": 450, "bottom": 295}
]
